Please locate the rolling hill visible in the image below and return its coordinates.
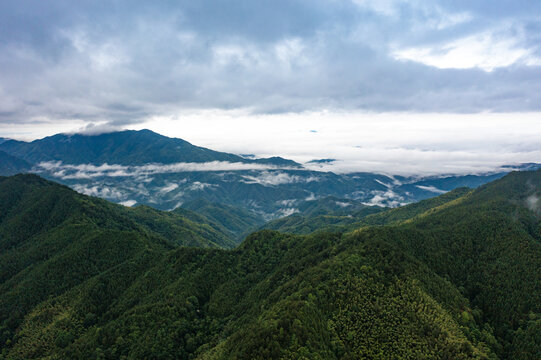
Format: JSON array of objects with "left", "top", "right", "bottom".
[
  {"left": 179, "top": 198, "right": 265, "bottom": 241},
  {"left": 263, "top": 187, "right": 472, "bottom": 234},
  {"left": 0, "top": 171, "right": 540, "bottom": 358}
]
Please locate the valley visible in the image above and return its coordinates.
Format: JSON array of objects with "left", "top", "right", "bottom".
[{"left": 0, "top": 130, "right": 532, "bottom": 220}]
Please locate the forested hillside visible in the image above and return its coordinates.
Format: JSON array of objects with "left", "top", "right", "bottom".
[
  {"left": 179, "top": 198, "right": 265, "bottom": 241},
  {"left": 262, "top": 187, "right": 471, "bottom": 234},
  {"left": 1, "top": 171, "right": 540, "bottom": 359}
]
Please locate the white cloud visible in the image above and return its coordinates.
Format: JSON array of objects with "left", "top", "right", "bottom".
[
  {"left": 119, "top": 199, "right": 137, "bottom": 207},
  {"left": 415, "top": 185, "right": 447, "bottom": 194},
  {"left": 135, "top": 111, "right": 541, "bottom": 176},
  {"left": 277, "top": 199, "right": 298, "bottom": 206},
  {"left": 363, "top": 189, "right": 405, "bottom": 207},
  {"left": 241, "top": 171, "right": 319, "bottom": 186},
  {"left": 159, "top": 183, "right": 180, "bottom": 193},
  {"left": 169, "top": 201, "right": 184, "bottom": 211},
  {"left": 276, "top": 208, "right": 299, "bottom": 217},
  {"left": 187, "top": 182, "right": 215, "bottom": 191},
  {"left": 526, "top": 194, "right": 540, "bottom": 214},
  {"left": 137, "top": 161, "right": 287, "bottom": 173},
  {"left": 37, "top": 161, "right": 293, "bottom": 180},
  {"left": 60, "top": 29, "right": 129, "bottom": 71},
  {"left": 335, "top": 201, "right": 352, "bottom": 207},
  {"left": 72, "top": 184, "right": 125, "bottom": 199},
  {"left": 429, "top": 11, "right": 473, "bottom": 30},
  {"left": 274, "top": 38, "right": 306, "bottom": 66},
  {"left": 393, "top": 30, "right": 540, "bottom": 72},
  {"left": 375, "top": 179, "right": 392, "bottom": 188}
]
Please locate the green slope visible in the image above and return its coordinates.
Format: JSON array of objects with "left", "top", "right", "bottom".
[
  {"left": 129, "top": 205, "right": 237, "bottom": 249},
  {"left": 3, "top": 230, "right": 498, "bottom": 360},
  {"left": 355, "top": 186, "right": 473, "bottom": 226},
  {"left": 180, "top": 198, "right": 265, "bottom": 241},
  {"left": 2, "top": 171, "right": 541, "bottom": 359},
  {"left": 0, "top": 174, "right": 241, "bottom": 353},
  {"left": 263, "top": 188, "right": 469, "bottom": 235},
  {"left": 384, "top": 171, "right": 541, "bottom": 358}
]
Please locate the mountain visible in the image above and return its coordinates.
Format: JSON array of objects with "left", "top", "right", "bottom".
[
  {"left": 1, "top": 171, "right": 540, "bottom": 358},
  {"left": 0, "top": 174, "right": 248, "bottom": 359},
  {"left": 262, "top": 195, "right": 385, "bottom": 234},
  {"left": 248, "top": 156, "right": 301, "bottom": 168},
  {"left": 0, "top": 129, "right": 302, "bottom": 167},
  {"left": 0, "top": 174, "right": 239, "bottom": 252},
  {"left": 293, "top": 195, "right": 382, "bottom": 217},
  {"left": 0, "top": 150, "right": 32, "bottom": 176},
  {"left": 1, "top": 129, "right": 537, "bottom": 217},
  {"left": 179, "top": 198, "right": 265, "bottom": 241},
  {"left": 262, "top": 188, "right": 473, "bottom": 234},
  {"left": 0, "top": 137, "right": 8, "bottom": 144}
]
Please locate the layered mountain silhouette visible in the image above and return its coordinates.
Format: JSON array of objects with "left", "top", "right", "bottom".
[
  {"left": 0, "top": 129, "right": 538, "bottom": 218},
  {"left": 0, "top": 129, "right": 301, "bottom": 167}
]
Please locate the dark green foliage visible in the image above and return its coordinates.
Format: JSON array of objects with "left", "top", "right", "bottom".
[
  {"left": 0, "top": 174, "right": 243, "bottom": 357},
  {"left": 293, "top": 196, "right": 381, "bottom": 217},
  {"left": 1, "top": 171, "right": 541, "bottom": 359},
  {"left": 180, "top": 198, "right": 265, "bottom": 241},
  {"left": 264, "top": 189, "right": 469, "bottom": 235},
  {"left": 129, "top": 205, "right": 238, "bottom": 248}
]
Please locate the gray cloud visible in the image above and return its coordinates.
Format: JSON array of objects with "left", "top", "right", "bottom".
[{"left": 1, "top": 1, "right": 541, "bottom": 128}]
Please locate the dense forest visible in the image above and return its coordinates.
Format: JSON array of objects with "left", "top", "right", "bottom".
[{"left": 1, "top": 171, "right": 540, "bottom": 359}]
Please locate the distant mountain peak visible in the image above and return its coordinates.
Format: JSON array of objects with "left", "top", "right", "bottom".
[
  {"left": 307, "top": 158, "right": 336, "bottom": 164},
  {"left": 0, "top": 129, "right": 304, "bottom": 169}
]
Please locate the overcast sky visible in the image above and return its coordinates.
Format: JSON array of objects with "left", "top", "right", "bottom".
[{"left": 1, "top": 1, "right": 540, "bottom": 174}]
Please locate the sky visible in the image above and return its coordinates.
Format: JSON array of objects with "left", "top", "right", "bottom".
[{"left": 1, "top": 0, "right": 540, "bottom": 174}]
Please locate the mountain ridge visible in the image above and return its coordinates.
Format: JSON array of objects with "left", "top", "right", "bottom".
[
  {"left": 1, "top": 171, "right": 541, "bottom": 358},
  {"left": 0, "top": 129, "right": 303, "bottom": 168},
  {"left": 0, "top": 150, "right": 31, "bottom": 176},
  {"left": 1, "top": 129, "right": 540, "bottom": 218}
]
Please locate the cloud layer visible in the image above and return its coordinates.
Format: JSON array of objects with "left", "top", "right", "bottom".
[
  {"left": 37, "top": 161, "right": 289, "bottom": 179},
  {"left": 1, "top": 0, "right": 541, "bottom": 129}
]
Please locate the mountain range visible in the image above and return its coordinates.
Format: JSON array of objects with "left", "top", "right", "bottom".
[
  {"left": 0, "top": 150, "right": 31, "bottom": 176},
  {"left": 0, "top": 169, "right": 540, "bottom": 359},
  {"left": 1, "top": 129, "right": 538, "bottom": 220},
  {"left": 0, "top": 130, "right": 300, "bottom": 167}
]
